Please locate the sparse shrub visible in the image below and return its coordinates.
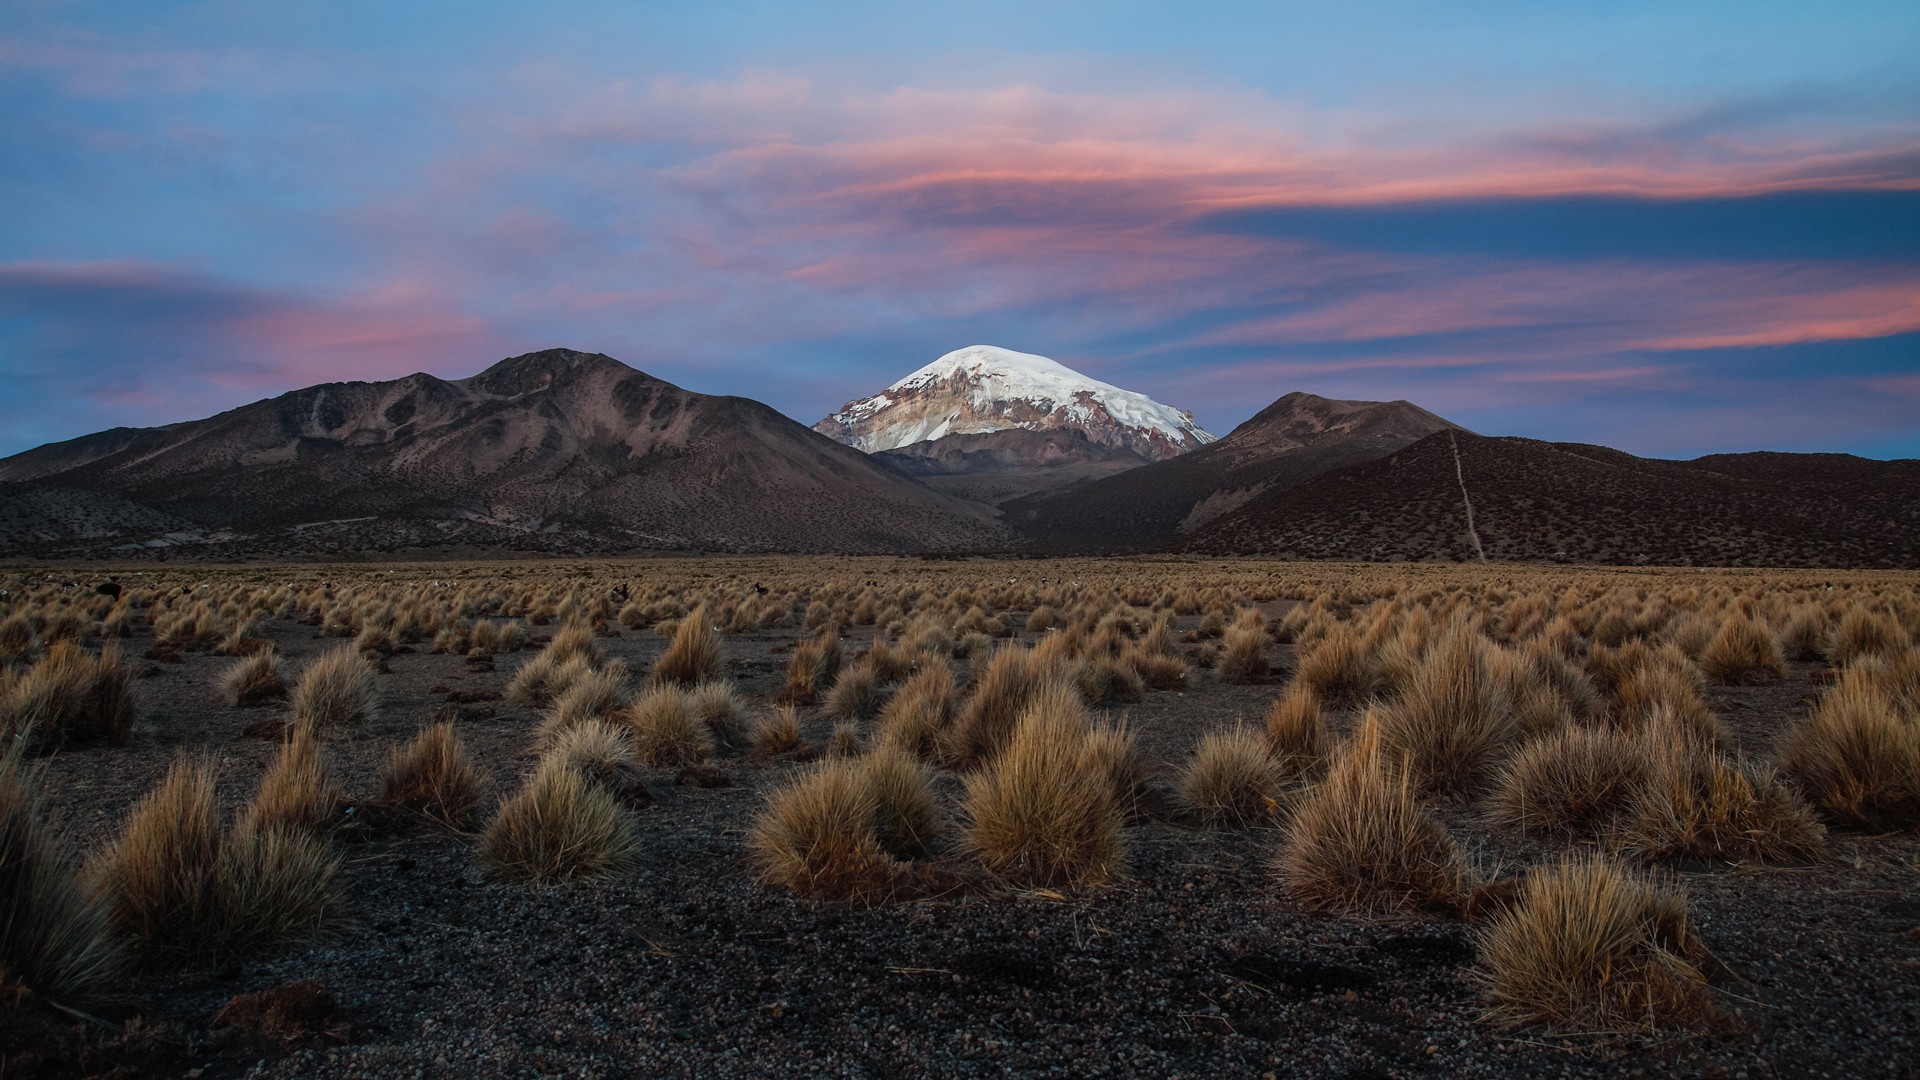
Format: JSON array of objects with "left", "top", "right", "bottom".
[
  {"left": 1491, "top": 726, "right": 1648, "bottom": 838},
  {"left": 1377, "top": 629, "right": 1516, "bottom": 799},
  {"left": 0, "top": 642, "right": 136, "bottom": 752},
  {"left": 625, "top": 685, "right": 714, "bottom": 766},
  {"left": 1698, "top": 613, "right": 1785, "bottom": 685},
  {"left": 1478, "top": 854, "right": 1716, "bottom": 1031},
  {"left": 478, "top": 760, "right": 639, "bottom": 885},
  {"left": 547, "top": 720, "right": 651, "bottom": 804},
  {"left": 1123, "top": 644, "right": 1189, "bottom": 691},
  {"left": 1264, "top": 686, "right": 1328, "bottom": 780},
  {"left": 221, "top": 650, "right": 287, "bottom": 707},
  {"left": 1612, "top": 663, "right": 1725, "bottom": 745},
  {"left": 380, "top": 722, "right": 486, "bottom": 827},
  {"left": 1276, "top": 717, "right": 1470, "bottom": 914},
  {"left": 290, "top": 645, "right": 380, "bottom": 734},
  {"left": 1780, "top": 670, "right": 1920, "bottom": 829},
  {"left": 0, "top": 754, "right": 120, "bottom": 1007},
  {"left": 1180, "top": 727, "right": 1284, "bottom": 827},
  {"left": 961, "top": 682, "right": 1126, "bottom": 888},
  {"left": 827, "top": 721, "right": 864, "bottom": 758},
  {"left": 0, "top": 614, "right": 39, "bottom": 666},
  {"left": 652, "top": 605, "right": 721, "bottom": 686}
]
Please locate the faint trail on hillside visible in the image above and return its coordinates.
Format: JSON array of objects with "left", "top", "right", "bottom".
[{"left": 1449, "top": 431, "right": 1489, "bottom": 564}]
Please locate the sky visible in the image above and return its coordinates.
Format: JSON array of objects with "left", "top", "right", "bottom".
[{"left": 2, "top": 0, "right": 1917, "bottom": 458}]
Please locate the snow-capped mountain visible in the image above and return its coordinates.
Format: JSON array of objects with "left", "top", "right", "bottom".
[{"left": 814, "top": 345, "right": 1215, "bottom": 465}]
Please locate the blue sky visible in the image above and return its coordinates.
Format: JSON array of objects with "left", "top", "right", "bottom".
[{"left": 2, "top": 0, "right": 1917, "bottom": 457}]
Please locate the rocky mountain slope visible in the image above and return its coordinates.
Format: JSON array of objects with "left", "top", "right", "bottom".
[
  {"left": 0, "top": 349, "right": 1008, "bottom": 557},
  {"left": 1005, "top": 391, "right": 1462, "bottom": 550},
  {"left": 815, "top": 345, "right": 1213, "bottom": 470},
  {"left": 1181, "top": 431, "right": 1920, "bottom": 567}
]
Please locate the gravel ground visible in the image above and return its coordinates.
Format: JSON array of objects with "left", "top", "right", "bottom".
[{"left": 10, "top": 601, "right": 1919, "bottom": 1079}]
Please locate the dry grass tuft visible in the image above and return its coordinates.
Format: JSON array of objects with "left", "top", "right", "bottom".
[
  {"left": 825, "top": 660, "right": 891, "bottom": 722},
  {"left": 1263, "top": 686, "right": 1328, "bottom": 781},
  {"left": 379, "top": 722, "right": 487, "bottom": 827},
  {"left": 1219, "top": 624, "right": 1272, "bottom": 684},
  {"left": 625, "top": 685, "right": 715, "bottom": 767},
  {"left": 1698, "top": 613, "right": 1785, "bottom": 685},
  {"left": 1490, "top": 726, "right": 1648, "bottom": 838},
  {"left": 750, "top": 758, "right": 898, "bottom": 902},
  {"left": 1620, "top": 733, "right": 1826, "bottom": 863},
  {"left": 1477, "top": 854, "right": 1717, "bottom": 1032},
  {"left": 779, "top": 632, "right": 842, "bottom": 705},
  {"left": 1829, "top": 607, "right": 1909, "bottom": 667},
  {"left": 857, "top": 747, "right": 947, "bottom": 856},
  {"left": 535, "top": 666, "right": 631, "bottom": 751},
  {"left": 221, "top": 650, "right": 287, "bottom": 707},
  {"left": 1277, "top": 716, "right": 1471, "bottom": 914},
  {"left": 477, "top": 760, "right": 639, "bottom": 885},
  {"left": 0, "top": 753, "right": 120, "bottom": 1007},
  {"left": 0, "top": 642, "right": 137, "bottom": 752},
  {"left": 290, "top": 645, "right": 380, "bottom": 734},
  {"left": 1179, "top": 727, "right": 1285, "bottom": 827},
  {"left": 652, "top": 605, "right": 722, "bottom": 686},
  {"left": 688, "top": 680, "right": 751, "bottom": 750},
  {"left": 1377, "top": 629, "right": 1516, "bottom": 799},
  {"left": 88, "top": 758, "right": 222, "bottom": 959},
  {"left": 1780, "top": 670, "right": 1920, "bottom": 830},
  {"left": 751, "top": 704, "right": 806, "bottom": 758},
  {"left": 1294, "top": 624, "right": 1375, "bottom": 708},
  {"left": 88, "top": 759, "right": 338, "bottom": 964},
  {"left": 961, "top": 682, "right": 1127, "bottom": 888},
  {"left": 944, "top": 645, "right": 1043, "bottom": 767},
  {"left": 876, "top": 663, "right": 955, "bottom": 758},
  {"left": 242, "top": 724, "right": 338, "bottom": 835}
]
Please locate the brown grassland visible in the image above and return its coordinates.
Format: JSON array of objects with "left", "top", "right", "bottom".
[{"left": 0, "top": 556, "right": 1916, "bottom": 1077}]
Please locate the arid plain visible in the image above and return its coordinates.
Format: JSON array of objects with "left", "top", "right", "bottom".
[{"left": 3, "top": 557, "right": 1918, "bottom": 1078}]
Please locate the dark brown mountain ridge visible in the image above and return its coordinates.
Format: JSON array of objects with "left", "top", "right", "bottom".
[
  {"left": 0, "top": 349, "right": 1008, "bottom": 557},
  {"left": 1181, "top": 430, "right": 1920, "bottom": 568}
]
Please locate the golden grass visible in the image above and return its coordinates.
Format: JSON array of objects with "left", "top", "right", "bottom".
[
  {"left": 0, "top": 753, "right": 120, "bottom": 1007},
  {"left": 242, "top": 723, "right": 338, "bottom": 835},
  {"left": 624, "top": 685, "right": 715, "bottom": 766},
  {"left": 221, "top": 649, "right": 287, "bottom": 707},
  {"left": 652, "top": 605, "right": 721, "bottom": 686},
  {"left": 1477, "top": 854, "right": 1716, "bottom": 1032},
  {"left": 1490, "top": 726, "right": 1648, "bottom": 838},
  {"left": 290, "top": 644, "right": 380, "bottom": 734},
  {"left": 751, "top": 703, "right": 805, "bottom": 758},
  {"left": 87, "top": 758, "right": 338, "bottom": 964},
  {"left": 478, "top": 759, "right": 639, "bottom": 885},
  {"left": 824, "top": 659, "right": 891, "bottom": 721},
  {"left": 944, "top": 644, "right": 1043, "bottom": 767},
  {"left": 1619, "top": 733, "right": 1826, "bottom": 863},
  {"left": 380, "top": 722, "right": 487, "bottom": 827},
  {"left": 1277, "top": 716, "right": 1470, "bottom": 914},
  {"left": 876, "top": 663, "right": 955, "bottom": 758},
  {"left": 1294, "top": 623, "right": 1374, "bottom": 708},
  {"left": 1263, "top": 686, "right": 1328, "bottom": 781},
  {"left": 1376, "top": 628, "right": 1516, "bottom": 799},
  {"left": 1697, "top": 613, "right": 1786, "bottom": 685},
  {"left": 1780, "top": 669, "right": 1920, "bottom": 830},
  {"left": 0, "top": 642, "right": 136, "bottom": 752},
  {"left": 750, "top": 758, "right": 898, "bottom": 902},
  {"left": 960, "top": 682, "right": 1126, "bottom": 888},
  {"left": 1179, "top": 727, "right": 1285, "bottom": 827}
]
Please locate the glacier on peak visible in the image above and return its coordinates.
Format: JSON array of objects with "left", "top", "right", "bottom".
[{"left": 815, "top": 345, "right": 1215, "bottom": 463}]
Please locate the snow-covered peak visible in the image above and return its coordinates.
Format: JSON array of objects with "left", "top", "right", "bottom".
[{"left": 815, "top": 345, "right": 1215, "bottom": 463}]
